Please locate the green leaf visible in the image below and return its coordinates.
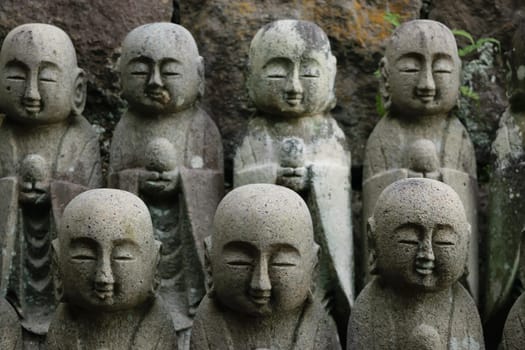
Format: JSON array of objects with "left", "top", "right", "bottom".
[
  {"left": 460, "top": 86, "right": 480, "bottom": 101},
  {"left": 384, "top": 12, "right": 401, "bottom": 28},
  {"left": 452, "top": 29, "right": 475, "bottom": 45},
  {"left": 375, "top": 92, "right": 386, "bottom": 116}
]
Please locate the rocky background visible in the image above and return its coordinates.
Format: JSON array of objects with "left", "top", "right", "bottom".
[{"left": 1, "top": 0, "right": 524, "bottom": 347}]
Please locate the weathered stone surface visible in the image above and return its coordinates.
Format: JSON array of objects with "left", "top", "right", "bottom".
[
  {"left": 180, "top": 0, "right": 423, "bottom": 170},
  {"left": 0, "top": 298, "right": 21, "bottom": 350},
  {"left": 0, "top": 0, "right": 173, "bottom": 171},
  {"left": 109, "top": 22, "right": 224, "bottom": 350},
  {"left": 0, "top": 24, "right": 102, "bottom": 347},
  {"left": 348, "top": 178, "right": 484, "bottom": 350},
  {"left": 46, "top": 189, "right": 178, "bottom": 349},
  {"left": 191, "top": 184, "right": 341, "bottom": 350}
]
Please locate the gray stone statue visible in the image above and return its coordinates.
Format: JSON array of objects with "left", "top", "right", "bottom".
[
  {"left": 348, "top": 178, "right": 484, "bottom": 350},
  {"left": 0, "top": 23, "right": 102, "bottom": 345},
  {"left": 485, "top": 20, "right": 525, "bottom": 321},
  {"left": 501, "top": 231, "right": 525, "bottom": 350},
  {"left": 362, "top": 19, "right": 478, "bottom": 300},
  {"left": 191, "top": 184, "right": 341, "bottom": 350},
  {"left": 1, "top": 297, "right": 22, "bottom": 349},
  {"left": 234, "top": 19, "right": 353, "bottom": 335},
  {"left": 109, "top": 22, "right": 223, "bottom": 349},
  {"left": 46, "top": 189, "right": 178, "bottom": 349}
]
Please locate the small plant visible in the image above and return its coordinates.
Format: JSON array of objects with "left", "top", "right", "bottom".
[{"left": 452, "top": 29, "right": 500, "bottom": 58}]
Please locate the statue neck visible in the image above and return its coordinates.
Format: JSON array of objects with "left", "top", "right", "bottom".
[{"left": 390, "top": 111, "right": 450, "bottom": 127}]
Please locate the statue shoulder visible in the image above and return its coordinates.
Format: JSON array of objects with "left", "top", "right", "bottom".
[{"left": 502, "top": 293, "right": 525, "bottom": 350}]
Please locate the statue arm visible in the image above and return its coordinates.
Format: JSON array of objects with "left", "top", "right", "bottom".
[{"left": 234, "top": 135, "right": 277, "bottom": 186}]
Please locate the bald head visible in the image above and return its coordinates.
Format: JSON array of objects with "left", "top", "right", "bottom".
[
  {"left": 120, "top": 22, "right": 200, "bottom": 71},
  {"left": 213, "top": 184, "right": 315, "bottom": 255},
  {"left": 0, "top": 23, "right": 78, "bottom": 72}
]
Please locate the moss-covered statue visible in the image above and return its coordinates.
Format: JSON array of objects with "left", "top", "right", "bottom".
[{"left": 233, "top": 19, "right": 352, "bottom": 336}]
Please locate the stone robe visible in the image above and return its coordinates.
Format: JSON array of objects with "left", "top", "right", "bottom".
[
  {"left": 191, "top": 296, "right": 341, "bottom": 350},
  {"left": 234, "top": 114, "right": 353, "bottom": 331},
  {"left": 109, "top": 106, "right": 223, "bottom": 332},
  {"left": 0, "top": 115, "right": 102, "bottom": 335},
  {"left": 362, "top": 114, "right": 478, "bottom": 297}
]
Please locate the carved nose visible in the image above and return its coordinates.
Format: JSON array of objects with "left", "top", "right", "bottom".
[
  {"left": 417, "top": 67, "right": 436, "bottom": 94},
  {"left": 285, "top": 70, "right": 303, "bottom": 95},
  {"left": 417, "top": 239, "right": 435, "bottom": 262},
  {"left": 24, "top": 74, "right": 41, "bottom": 102},
  {"left": 148, "top": 65, "right": 163, "bottom": 87},
  {"left": 95, "top": 256, "right": 114, "bottom": 285},
  {"left": 250, "top": 258, "right": 271, "bottom": 293}
]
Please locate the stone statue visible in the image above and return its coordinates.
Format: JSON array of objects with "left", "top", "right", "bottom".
[
  {"left": 362, "top": 19, "right": 478, "bottom": 300},
  {"left": 485, "top": 20, "right": 525, "bottom": 321},
  {"left": 109, "top": 22, "right": 223, "bottom": 349},
  {"left": 348, "top": 178, "right": 484, "bottom": 350},
  {"left": 1, "top": 298, "right": 22, "bottom": 349},
  {"left": 501, "top": 231, "right": 525, "bottom": 350},
  {"left": 46, "top": 189, "right": 178, "bottom": 349},
  {"left": 191, "top": 184, "right": 341, "bottom": 350},
  {"left": 234, "top": 19, "right": 353, "bottom": 335},
  {"left": 0, "top": 23, "right": 102, "bottom": 344}
]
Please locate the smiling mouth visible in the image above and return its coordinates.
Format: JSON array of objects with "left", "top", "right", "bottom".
[
  {"left": 94, "top": 287, "right": 114, "bottom": 300},
  {"left": 416, "top": 94, "right": 435, "bottom": 103},
  {"left": 285, "top": 94, "right": 303, "bottom": 106},
  {"left": 23, "top": 103, "right": 42, "bottom": 113},
  {"left": 146, "top": 89, "right": 170, "bottom": 104},
  {"left": 249, "top": 291, "right": 271, "bottom": 305},
  {"left": 415, "top": 261, "right": 435, "bottom": 276}
]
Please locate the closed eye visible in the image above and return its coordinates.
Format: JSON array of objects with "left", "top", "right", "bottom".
[
  {"left": 7, "top": 75, "right": 24, "bottom": 80},
  {"left": 113, "top": 255, "right": 135, "bottom": 261},
  {"left": 400, "top": 68, "right": 419, "bottom": 73},
  {"left": 267, "top": 74, "right": 286, "bottom": 79},
  {"left": 434, "top": 241, "right": 455, "bottom": 246},
  {"left": 71, "top": 254, "right": 96, "bottom": 261},
  {"left": 131, "top": 71, "right": 148, "bottom": 76},
  {"left": 272, "top": 262, "right": 297, "bottom": 267},
  {"left": 39, "top": 78, "right": 57, "bottom": 83},
  {"left": 398, "top": 239, "right": 419, "bottom": 245},
  {"left": 301, "top": 74, "right": 319, "bottom": 78},
  {"left": 226, "top": 260, "right": 252, "bottom": 267},
  {"left": 162, "top": 72, "right": 180, "bottom": 77}
]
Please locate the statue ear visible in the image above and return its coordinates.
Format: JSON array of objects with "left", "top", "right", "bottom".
[
  {"left": 197, "top": 56, "right": 205, "bottom": 99},
  {"left": 71, "top": 68, "right": 87, "bottom": 116},
  {"left": 51, "top": 239, "right": 65, "bottom": 302},
  {"left": 203, "top": 236, "right": 214, "bottom": 297},
  {"left": 379, "top": 57, "right": 390, "bottom": 112},
  {"left": 367, "top": 217, "right": 378, "bottom": 275}
]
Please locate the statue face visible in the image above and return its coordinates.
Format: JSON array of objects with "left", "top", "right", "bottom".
[
  {"left": 59, "top": 189, "right": 159, "bottom": 311},
  {"left": 384, "top": 20, "right": 461, "bottom": 117},
  {"left": 212, "top": 184, "right": 317, "bottom": 316},
  {"left": 0, "top": 24, "right": 82, "bottom": 124},
  {"left": 247, "top": 20, "right": 336, "bottom": 118},
  {"left": 120, "top": 23, "right": 203, "bottom": 115},
  {"left": 372, "top": 179, "right": 469, "bottom": 291}
]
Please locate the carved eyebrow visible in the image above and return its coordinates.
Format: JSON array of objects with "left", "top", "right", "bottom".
[
  {"left": 39, "top": 61, "right": 60, "bottom": 71},
  {"left": 432, "top": 53, "right": 454, "bottom": 61},
  {"left": 70, "top": 237, "right": 98, "bottom": 250},
  {"left": 5, "top": 59, "right": 28, "bottom": 70},
  {"left": 263, "top": 57, "right": 294, "bottom": 69},
  {"left": 127, "top": 56, "right": 154, "bottom": 65},
  {"left": 223, "top": 241, "right": 258, "bottom": 255},
  {"left": 270, "top": 243, "right": 301, "bottom": 256},
  {"left": 395, "top": 52, "right": 425, "bottom": 64},
  {"left": 160, "top": 58, "right": 182, "bottom": 65}
]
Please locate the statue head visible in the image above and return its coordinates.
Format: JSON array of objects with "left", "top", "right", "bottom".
[
  {"left": 0, "top": 24, "right": 86, "bottom": 125},
  {"left": 407, "top": 139, "right": 439, "bottom": 173},
  {"left": 144, "top": 137, "right": 177, "bottom": 172},
  {"left": 119, "top": 23, "right": 204, "bottom": 115},
  {"left": 247, "top": 20, "right": 337, "bottom": 118},
  {"left": 55, "top": 189, "right": 161, "bottom": 312},
  {"left": 368, "top": 178, "right": 470, "bottom": 292},
  {"left": 211, "top": 184, "right": 319, "bottom": 317},
  {"left": 380, "top": 20, "right": 461, "bottom": 118}
]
